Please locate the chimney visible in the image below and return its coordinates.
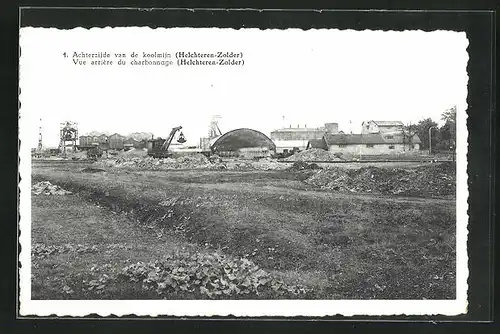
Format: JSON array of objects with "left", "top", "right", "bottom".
[{"left": 324, "top": 123, "right": 339, "bottom": 133}]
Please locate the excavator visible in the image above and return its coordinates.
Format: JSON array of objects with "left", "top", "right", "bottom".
[{"left": 147, "top": 126, "right": 186, "bottom": 158}]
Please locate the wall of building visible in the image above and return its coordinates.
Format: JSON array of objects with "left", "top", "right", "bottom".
[
  {"left": 273, "top": 140, "right": 310, "bottom": 153},
  {"left": 237, "top": 147, "right": 272, "bottom": 159},
  {"left": 378, "top": 125, "right": 403, "bottom": 134},
  {"left": 270, "top": 129, "right": 326, "bottom": 141},
  {"left": 327, "top": 143, "right": 407, "bottom": 155},
  {"left": 361, "top": 122, "right": 376, "bottom": 134},
  {"left": 324, "top": 123, "right": 339, "bottom": 133},
  {"left": 109, "top": 135, "right": 125, "bottom": 150},
  {"left": 79, "top": 136, "right": 89, "bottom": 146},
  {"left": 361, "top": 121, "right": 403, "bottom": 135}
]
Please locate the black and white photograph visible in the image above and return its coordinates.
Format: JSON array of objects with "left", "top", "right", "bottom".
[{"left": 18, "top": 13, "right": 470, "bottom": 317}]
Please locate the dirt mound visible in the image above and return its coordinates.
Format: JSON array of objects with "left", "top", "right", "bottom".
[
  {"left": 117, "top": 148, "right": 148, "bottom": 158},
  {"left": 284, "top": 149, "right": 344, "bottom": 162},
  {"left": 305, "top": 162, "right": 455, "bottom": 197},
  {"left": 65, "top": 151, "right": 88, "bottom": 160},
  {"left": 288, "top": 161, "right": 322, "bottom": 171},
  {"left": 98, "top": 153, "right": 222, "bottom": 170},
  {"left": 32, "top": 181, "right": 72, "bottom": 195}
]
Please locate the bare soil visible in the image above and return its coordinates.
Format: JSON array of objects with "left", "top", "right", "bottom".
[{"left": 31, "top": 160, "right": 456, "bottom": 300}]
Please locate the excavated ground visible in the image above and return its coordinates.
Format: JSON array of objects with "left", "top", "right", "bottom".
[{"left": 30, "top": 160, "right": 456, "bottom": 300}]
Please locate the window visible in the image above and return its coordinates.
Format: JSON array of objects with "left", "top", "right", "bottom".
[
  {"left": 366, "top": 144, "right": 374, "bottom": 148},
  {"left": 386, "top": 135, "right": 394, "bottom": 139},
  {"left": 338, "top": 144, "right": 347, "bottom": 148},
  {"left": 388, "top": 145, "right": 395, "bottom": 149}
]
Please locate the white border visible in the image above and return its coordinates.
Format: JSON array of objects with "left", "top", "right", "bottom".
[{"left": 18, "top": 27, "right": 469, "bottom": 317}]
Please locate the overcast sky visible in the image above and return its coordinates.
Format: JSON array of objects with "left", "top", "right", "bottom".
[{"left": 20, "top": 28, "right": 468, "bottom": 148}]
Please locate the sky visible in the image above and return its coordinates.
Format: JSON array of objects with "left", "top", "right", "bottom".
[{"left": 19, "top": 27, "right": 469, "bottom": 148}]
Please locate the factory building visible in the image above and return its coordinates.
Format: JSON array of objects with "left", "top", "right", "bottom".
[
  {"left": 271, "top": 123, "right": 339, "bottom": 154},
  {"left": 109, "top": 133, "right": 125, "bottom": 150},
  {"left": 79, "top": 135, "right": 100, "bottom": 148},
  {"left": 79, "top": 135, "right": 90, "bottom": 147},
  {"left": 124, "top": 137, "right": 143, "bottom": 149},
  {"left": 361, "top": 121, "right": 404, "bottom": 135},
  {"left": 318, "top": 132, "right": 421, "bottom": 155},
  {"left": 211, "top": 128, "right": 276, "bottom": 159},
  {"left": 78, "top": 132, "right": 148, "bottom": 151}
]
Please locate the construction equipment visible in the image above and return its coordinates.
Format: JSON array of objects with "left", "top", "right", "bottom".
[{"left": 147, "top": 126, "right": 186, "bottom": 158}]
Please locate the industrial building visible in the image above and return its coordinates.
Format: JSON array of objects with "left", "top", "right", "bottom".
[
  {"left": 124, "top": 137, "right": 140, "bottom": 149},
  {"left": 109, "top": 133, "right": 125, "bottom": 150},
  {"left": 309, "top": 132, "right": 421, "bottom": 155},
  {"left": 361, "top": 121, "right": 404, "bottom": 135},
  {"left": 271, "top": 123, "right": 339, "bottom": 154},
  {"left": 211, "top": 128, "right": 276, "bottom": 159},
  {"left": 79, "top": 133, "right": 147, "bottom": 150}
]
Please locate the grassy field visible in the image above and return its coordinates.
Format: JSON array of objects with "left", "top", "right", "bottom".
[{"left": 31, "top": 161, "right": 456, "bottom": 300}]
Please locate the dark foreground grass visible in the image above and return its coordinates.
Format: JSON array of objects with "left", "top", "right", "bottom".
[
  {"left": 32, "top": 164, "right": 456, "bottom": 299},
  {"left": 32, "top": 194, "right": 308, "bottom": 299}
]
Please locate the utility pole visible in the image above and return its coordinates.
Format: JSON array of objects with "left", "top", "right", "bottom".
[
  {"left": 428, "top": 126, "right": 437, "bottom": 155},
  {"left": 37, "top": 118, "right": 43, "bottom": 152}
]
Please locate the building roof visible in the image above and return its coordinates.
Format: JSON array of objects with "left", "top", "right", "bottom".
[
  {"left": 370, "top": 121, "right": 404, "bottom": 127},
  {"left": 324, "top": 133, "right": 421, "bottom": 145},
  {"left": 211, "top": 128, "right": 276, "bottom": 151},
  {"left": 307, "top": 138, "right": 328, "bottom": 150},
  {"left": 109, "top": 133, "right": 125, "bottom": 138}
]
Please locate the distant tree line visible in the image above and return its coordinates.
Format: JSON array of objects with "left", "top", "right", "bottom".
[{"left": 404, "top": 106, "right": 457, "bottom": 152}]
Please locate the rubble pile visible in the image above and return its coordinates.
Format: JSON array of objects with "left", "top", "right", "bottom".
[
  {"left": 97, "top": 153, "right": 289, "bottom": 171},
  {"left": 288, "top": 161, "right": 322, "bottom": 171},
  {"left": 32, "top": 181, "right": 72, "bottom": 195},
  {"left": 64, "top": 151, "right": 88, "bottom": 160},
  {"left": 305, "top": 163, "right": 456, "bottom": 197},
  {"left": 117, "top": 148, "right": 148, "bottom": 158},
  {"left": 98, "top": 154, "right": 228, "bottom": 170},
  {"left": 224, "top": 158, "right": 288, "bottom": 171},
  {"left": 284, "top": 149, "right": 344, "bottom": 162}
]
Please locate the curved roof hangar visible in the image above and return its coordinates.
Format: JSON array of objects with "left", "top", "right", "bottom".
[{"left": 211, "top": 128, "right": 276, "bottom": 152}]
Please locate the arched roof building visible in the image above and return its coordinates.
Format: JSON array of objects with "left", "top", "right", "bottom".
[{"left": 211, "top": 128, "right": 276, "bottom": 152}]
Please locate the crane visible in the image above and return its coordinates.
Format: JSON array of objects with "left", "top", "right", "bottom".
[
  {"left": 148, "top": 126, "right": 186, "bottom": 158},
  {"left": 161, "top": 126, "right": 186, "bottom": 150}
]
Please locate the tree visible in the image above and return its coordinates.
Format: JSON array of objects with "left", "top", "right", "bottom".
[
  {"left": 415, "top": 118, "right": 439, "bottom": 150},
  {"left": 402, "top": 122, "right": 419, "bottom": 151},
  {"left": 438, "top": 105, "right": 457, "bottom": 151}
]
